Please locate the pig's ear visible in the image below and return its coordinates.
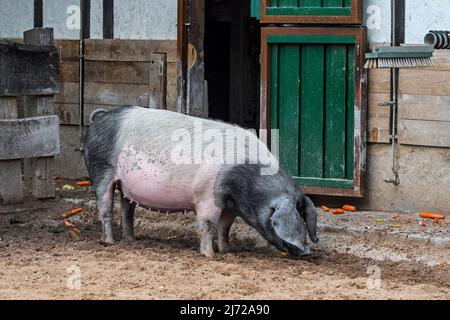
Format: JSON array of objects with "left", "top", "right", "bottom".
[
  {"left": 271, "top": 202, "right": 306, "bottom": 251},
  {"left": 302, "top": 196, "right": 319, "bottom": 243}
]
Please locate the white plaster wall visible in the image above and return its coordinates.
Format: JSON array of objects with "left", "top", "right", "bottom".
[
  {"left": 0, "top": 0, "right": 449, "bottom": 42},
  {"left": 405, "top": 0, "right": 450, "bottom": 44},
  {"left": 43, "top": 0, "right": 103, "bottom": 39},
  {"left": 114, "top": 0, "right": 177, "bottom": 40},
  {"left": 362, "top": 0, "right": 391, "bottom": 44},
  {"left": 0, "top": 0, "right": 33, "bottom": 39}
]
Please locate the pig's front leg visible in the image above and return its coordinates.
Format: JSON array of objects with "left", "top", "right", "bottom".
[
  {"left": 195, "top": 201, "right": 221, "bottom": 258},
  {"left": 120, "top": 194, "right": 136, "bottom": 241},
  {"left": 217, "top": 210, "right": 235, "bottom": 253}
]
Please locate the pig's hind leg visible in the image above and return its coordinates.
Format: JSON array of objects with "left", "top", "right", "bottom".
[
  {"left": 217, "top": 210, "right": 235, "bottom": 253},
  {"left": 95, "top": 177, "right": 116, "bottom": 245},
  {"left": 120, "top": 192, "right": 136, "bottom": 241}
]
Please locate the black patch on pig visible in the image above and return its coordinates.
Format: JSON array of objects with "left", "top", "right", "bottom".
[
  {"left": 83, "top": 106, "right": 134, "bottom": 191},
  {"left": 214, "top": 164, "right": 299, "bottom": 234}
]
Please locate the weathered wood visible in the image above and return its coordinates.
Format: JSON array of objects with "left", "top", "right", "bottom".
[
  {"left": 55, "top": 103, "right": 120, "bottom": 125},
  {"left": 23, "top": 96, "right": 56, "bottom": 198},
  {"left": 399, "top": 94, "right": 450, "bottom": 122},
  {"left": 0, "top": 97, "right": 23, "bottom": 204},
  {"left": 60, "top": 60, "right": 150, "bottom": 84},
  {"left": 367, "top": 92, "right": 390, "bottom": 143},
  {"left": 23, "top": 28, "right": 58, "bottom": 199},
  {"left": 368, "top": 69, "right": 390, "bottom": 93},
  {"left": 24, "top": 28, "right": 54, "bottom": 46},
  {"left": 429, "top": 50, "right": 450, "bottom": 71},
  {"left": 0, "top": 41, "right": 59, "bottom": 96},
  {"left": 187, "top": 0, "right": 207, "bottom": 118},
  {"left": 55, "top": 82, "right": 150, "bottom": 107},
  {"left": 149, "top": 53, "right": 167, "bottom": 109},
  {"left": 0, "top": 116, "right": 60, "bottom": 160},
  {"left": 85, "top": 39, "right": 177, "bottom": 63},
  {"left": 399, "top": 119, "right": 450, "bottom": 148},
  {"left": 399, "top": 70, "right": 450, "bottom": 96},
  {"left": 54, "top": 40, "right": 80, "bottom": 61}
]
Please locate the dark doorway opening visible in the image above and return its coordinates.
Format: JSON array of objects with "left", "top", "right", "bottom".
[{"left": 204, "top": 0, "right": 260, "bottom": 129}]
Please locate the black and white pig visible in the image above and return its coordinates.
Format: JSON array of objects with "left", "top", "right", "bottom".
[{"left": 83, "top": 106, "right": 318, "bottom": 257}]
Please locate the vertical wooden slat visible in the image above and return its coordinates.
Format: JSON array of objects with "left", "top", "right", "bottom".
[
  {"left": 323, "top": 0, "right": 344, "bottom": 7},
  {"left": 278, "top": 45, "right": 300, "bottom": 176},
  {"left": 103, "top": 0, "right": 114, "bottom": 39},
  {"left": 278, "top": 0, "right": 297, "bottom": 7},
  {"left": 270, "top": 45, "right": 279, "bottom": 129},
  {"left": 34, "top": 0, "right": 43, "bottom": 28},
  {"left": 301, "top": 0, "right": 320, "bottom": 7},
  {"left": 300, "top": 44, "right": 325, "bottom": 178},
  {"left": 149, "top": 53, "right": 167, "bottom": 109},
  {"left": 0, "top": 98, "right": 23, "bottom": 204},
  {"left": 346, "top": 45, "right": 355, "bottom": 180},
  {"left": 324, "top": 44, "right": 347, "bottom": 179}
]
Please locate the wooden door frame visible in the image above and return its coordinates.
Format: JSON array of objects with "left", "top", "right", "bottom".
[
  {"left": 260, "top": 27, "right": 367, "bottom": 197},
  {"left": 176, "top": 0, "right": 208, "bottom": 118},
  {"left": 259, "top": 0, "right": 362, "bottom": 24},
  {"left": 177, "top": 0, "right": 188, "bottom": 114}
]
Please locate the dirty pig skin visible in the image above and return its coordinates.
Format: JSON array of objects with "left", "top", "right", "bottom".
[{"left": 83, "top": 106, "right": 318, "bottom": 257}]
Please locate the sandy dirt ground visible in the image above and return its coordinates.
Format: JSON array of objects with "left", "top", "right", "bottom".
[{"left": 0, "top": 192, "right": 449, "bottom": 300}]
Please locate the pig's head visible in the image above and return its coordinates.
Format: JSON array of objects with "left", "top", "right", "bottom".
[
  {"left": 217, "top": 165, "right": 318, "bottom": 256},
  {"left": 256, "top": 189, "right": 318, "bottom": 256}
]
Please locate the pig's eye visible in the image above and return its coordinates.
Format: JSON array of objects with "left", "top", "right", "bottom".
[{"left": 270, "top": 207, "right": 276, "bottom": 215}]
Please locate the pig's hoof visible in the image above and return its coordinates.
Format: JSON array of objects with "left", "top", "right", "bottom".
[
  {"left": 100, "top": 238, "right": 114, "bottom": 245},
  {"left": 200, "top": 249, "right": 216, "bottom": 259},
  {"left": 122, "top": 235, "right": 136, "bottom": 242}
]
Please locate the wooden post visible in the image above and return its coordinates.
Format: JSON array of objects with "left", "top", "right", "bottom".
[
  {"left": 0, "top": 97, "right": 24, "bottom": 204},
  {"left": 149, "top": 53, "right": 167, "bottom": 109},
  {"left": 23, "top": 28, "right": 57, "bottom": 199}
]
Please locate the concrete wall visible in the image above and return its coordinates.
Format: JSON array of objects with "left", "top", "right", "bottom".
[
  {"left": 0, "top": 0, "right": 177, "bottom": 40},
  {"left": 0, "top": 0, "right": 33, "bottom": 39}
]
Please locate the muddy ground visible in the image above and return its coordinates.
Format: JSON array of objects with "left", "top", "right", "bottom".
[{"left": 0, "top": 189, "right": 449, "bottom": 300}]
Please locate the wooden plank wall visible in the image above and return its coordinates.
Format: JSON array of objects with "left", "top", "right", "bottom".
[
  {"left": 54, "top": 39, "right": 177, "bottom": 126},
  {"left": 368, "top": 50, "right": 450, "bottom": 148}
]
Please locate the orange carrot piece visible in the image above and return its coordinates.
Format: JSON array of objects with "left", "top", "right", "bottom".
[
  {"left": 332, "top": 209, "right": 345, "bottom": 215},
  {"left": 419, "top": 212, "right": 445, "bottom": 220},
  {"left": 76, "top": 180, "right": 92, "bottom": 186},
  {"left": 342, "top": 205, "right": 357, "bottom": 212},
  {"left": 62, "top": 208, "right": 84, "bottom": 219},
  {"left": 321, "top": 205, "right": 330, "bottom": 212}
]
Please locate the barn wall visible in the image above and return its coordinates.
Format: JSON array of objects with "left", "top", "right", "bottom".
[{"left": 363, "top": 0, "right": 450, "bottom": 213}]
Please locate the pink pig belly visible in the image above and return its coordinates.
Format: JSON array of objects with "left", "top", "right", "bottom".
[{"left": 116, "top": 152, "right": 195, "bottom": 211}]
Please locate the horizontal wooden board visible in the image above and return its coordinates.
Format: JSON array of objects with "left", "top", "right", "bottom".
[
  {"left": 0, "top": 115, "right": 60, "bottom": 160},
  {"left": 399, "top": 119, "right": 450, "bottom": 148},
  {"left": 429, "top": 50, "right": 450, "bottom": 71},
  {"left": 55, "top": 103, "right": 123, "bottom": 126},
  {"left": 54, "top": 40, "right": 79, "bottom": 61},
  {"left": 85, "top": 39, "right": 177, "bottom": 63},
  {"left": 368, "top": 69, "right": 390, "bottom": 93},
  {"left": 55, "top": 82, "right": 150, "bottom": 107},
  {"left": 399, "top": 70, "right": 450, "bottom": 96},
  {"left": 399, "top": 94, "right": 450, "bottom": 122},
  {"left": 60, "top": 61, "right": 150, "bottom": 84},
  {"left": 54, "top": 39, "right": 177, "bottom": 63}
]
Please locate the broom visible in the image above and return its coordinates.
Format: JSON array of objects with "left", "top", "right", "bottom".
[{"left": 364, "top": 45, "right": 434, "bottom": 69}]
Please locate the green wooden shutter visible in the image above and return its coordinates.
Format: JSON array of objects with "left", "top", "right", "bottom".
[
  {"left": 262, "top": 28, "right": 367, "bottom": 197},
  {"left": 260, "top": 0, "right": 361, "bottom": 24}
]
